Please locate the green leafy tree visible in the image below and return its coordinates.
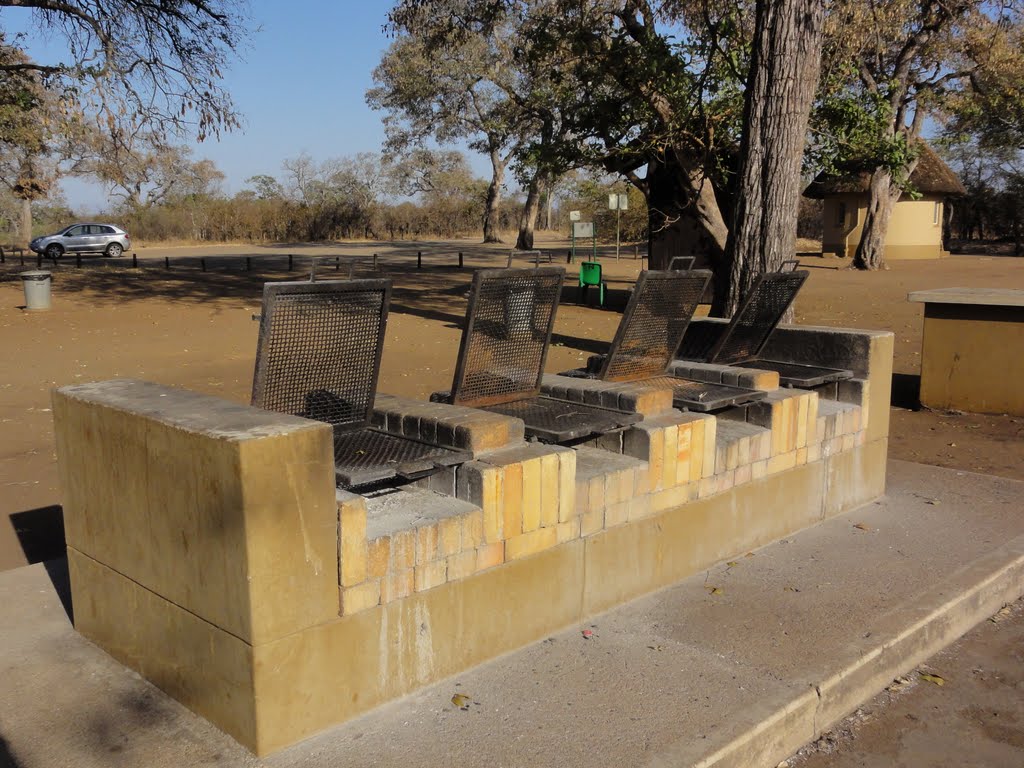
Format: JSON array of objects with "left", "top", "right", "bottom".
[
  {"left": 815, "top": 0, "right": 1024, "bottom": 269},
  {"left": 368, "top": 22, "right": 526, "bottom": 243}
]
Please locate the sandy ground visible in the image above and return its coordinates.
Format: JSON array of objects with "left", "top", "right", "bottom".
[{"left": 1, "top": 235, "right": 1022, "bottom": 571}]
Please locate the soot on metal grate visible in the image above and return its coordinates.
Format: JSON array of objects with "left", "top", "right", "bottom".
[
  {"left": 708, "top": 271, "right": 808, "bottom": 365},
  {"left": 252, "top": 280, "right": 389, "bottom": 429},
  {"left": 600, "top": 270, "right": 712, "bottom": 382},
  {"left": 451, "top": 267, "right": 564, "bottom": 408}
]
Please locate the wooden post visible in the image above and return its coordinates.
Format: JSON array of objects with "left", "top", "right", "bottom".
[
  {"left": 458, "top": 251, "right": 464, "bottom": 268},
  {"left": 417, "top": 251, "right": 422, "bottom": 269}
]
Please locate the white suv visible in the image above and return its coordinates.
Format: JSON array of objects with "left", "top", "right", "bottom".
[{"left": 30, "top": 223, "right": 131, "bottom": 259}]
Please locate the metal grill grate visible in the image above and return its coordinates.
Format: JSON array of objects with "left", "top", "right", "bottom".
[
  {"left": 636, "top": 376, "right": 768, "bottom": 412},
  {"left": 708, "top": 271, "right": 808, "bottom": 365},
  {"left": 738, "top": 360, "right": 853, "bottom": 388},
  {"left": 451, "top": 267, "right": 565, "bottom": 407},
  {"left": 252, "top": 280, "right": 389, "bottom": 430},
  {"left": 483, "top": 397, "right": 640, "bottom": 443},
  {"left": 601, "top": 270, "right": 711, "bottom": 382},
  {"left": 333, "top": 429, "right": 465, "bottom": 487}
]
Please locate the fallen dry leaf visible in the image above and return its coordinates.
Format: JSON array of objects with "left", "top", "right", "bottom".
[
  {"left": 919, "top": 672, "right": 945, "bottom": 686},
  {"left": 990, "top": 605, "right": 1013, "bottom": 624},
  {"left": 853, "top": 523, "right": 871, "bottom": 531},
  {"left": 726, "top": 561, "right": 739, "bottom": 567},
  {"left": 451, "top": 693, "right": 472, "bottom": 709},
  {"left": 706, "top": 586, "right": 723, "bottom": 595},
  {"left": 783, "top": 586, "right": 801, "bottom": 593}
]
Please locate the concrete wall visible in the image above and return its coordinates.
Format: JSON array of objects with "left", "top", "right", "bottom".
[
  {"left": 53, "top": 327, "right": 893, "bottom": 756},
  {"left": 917, "top": 303, "right": 1024, "bottom": 415}
]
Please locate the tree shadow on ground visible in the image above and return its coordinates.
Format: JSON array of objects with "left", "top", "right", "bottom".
[{"left": 1, "top": 257, "right": 626, "bottom": 357}]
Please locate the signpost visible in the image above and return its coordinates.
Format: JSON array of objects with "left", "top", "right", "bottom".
[
  {"left": 571, "top": 221, "right": 596, "bottom": 263},
  {"left": 608, "top": 193, "right": 628, "bottom": 260}
]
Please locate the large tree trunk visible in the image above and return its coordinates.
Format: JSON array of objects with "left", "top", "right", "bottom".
[
  {"left": 19, "top": 198, "right": 32, "bottom": 250},
  {"left": 515, "top": 175, "right": 542, "bottom": 250},
  {"left": 719, "top": 0, "right": 824, "bottom": 318},
  {"left": 646, "top": 148, "right": 729, "bottom": 272},
  {"left": 482, "top": 147, "right": 505, "bottom": 243},
  {"left": 545, "top": 173, "right": 554, "bottom": 231},
  {"left": 853, "top": 168, "right": 902, "bottom": 270}
]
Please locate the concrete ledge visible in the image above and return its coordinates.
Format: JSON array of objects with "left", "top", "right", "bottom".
[
  {"left": 540, "top": 373, "right": 675, "bottom": 416},
  {"left": 666, "top": 360, "right": 780, "bottom": 391},
  {"left": 372, "top": 393, "right": 525, "bottom": 454}
]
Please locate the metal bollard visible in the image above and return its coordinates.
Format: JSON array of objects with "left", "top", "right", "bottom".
[
  {"left": 132, "top": 252, "right": 138, "bottom": 268},
  {"left": 373, "top": 253, "right": 378, "bottom": 271},
  {"left": 458, "top": 251, "right": 464, "bottom": 268},
  {"left": 288, "top": 254, "right": 294, "bottom": 271},
  {"left": 417, "top": 251, "right": 422, "bottom": 269},
  {"left": 201, "top": 258, "right": 207, "bottom": 272}
]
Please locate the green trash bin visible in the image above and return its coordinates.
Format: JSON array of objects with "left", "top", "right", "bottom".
[
  {"left": 20, "top": 270, "right": 52, "bottom": 310},
  {"left": 578, "top": 261, "right": 605, "bottom": 306}
]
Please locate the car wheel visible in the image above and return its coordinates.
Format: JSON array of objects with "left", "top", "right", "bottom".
[
  {"left": 106, "top": 243, "right": 123, "bottom": 258},
  {"left": 45, "top": 244, "right": 64, "bottom": 260}
]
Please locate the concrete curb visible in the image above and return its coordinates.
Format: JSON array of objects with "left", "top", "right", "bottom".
[{"left": 647, "top": 534, "right": 1024, "bottom": 768}]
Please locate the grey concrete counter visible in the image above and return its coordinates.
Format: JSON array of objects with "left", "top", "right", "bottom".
[{"left": 908, "top": 286, "right": 1024, "bottom": 307}]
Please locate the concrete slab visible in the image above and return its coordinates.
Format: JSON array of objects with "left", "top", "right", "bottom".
[
  {"left": 908, "top": 287, "right": 1024, "bottom": 307},
  {"left": 1, "top": 460, "right": 1022, "bottom": 768}
]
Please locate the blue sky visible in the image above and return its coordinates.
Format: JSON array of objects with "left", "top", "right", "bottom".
[{"left": 7, "top": 1, "right": 419, "bottom": 210}]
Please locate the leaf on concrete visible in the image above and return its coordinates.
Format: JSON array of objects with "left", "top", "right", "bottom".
[
  {"left": 706, "top": 586, "right": 723, "bottom": 595},
  {"left": 886, "top": 676, "right": 912, "bottom": 692},
  {"left": 783, "top": 585, "right": 801, "bottom": 593},
  {"left": 726, "top": 561, "right": 739, "bottom": 567},
  {"left": 853, "top": 523, "right": 871, "bottom": 531},
  {"left": 919, "top": 672, "right": 945, "bottom": 686},
  {"left": 451, "top": 693, "right": 472, "bottom": 709}
]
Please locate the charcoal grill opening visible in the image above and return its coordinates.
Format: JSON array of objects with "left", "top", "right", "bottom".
[
  {"left": 252, "top": 279, "right": 470, "bottom": 490},
  {"left": 681, "top": 270, "right": 853, "bottom": 388},
  {"left": 448, "top": 267, "right": 640, "bottom": 443},
  {"left": 556, "top": 269, "right": 768, "bottom": 412}
]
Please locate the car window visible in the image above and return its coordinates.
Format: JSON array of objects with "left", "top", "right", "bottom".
[
  {"left": 97, "top": 226, "right": 115, "bottom": 235},
  {"left": 65, "top": 226, "right": 84, "bottom": 236}
]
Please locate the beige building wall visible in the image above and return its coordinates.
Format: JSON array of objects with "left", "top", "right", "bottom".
[
  {"left": 886, "top": 197, "right": 946, "bottom": 259},
  {"left": 821, "top": 195, "right": 864, "bottom": 258},
  {"left": 821, "top": 195, "right": 946, "bottom": 260}
]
